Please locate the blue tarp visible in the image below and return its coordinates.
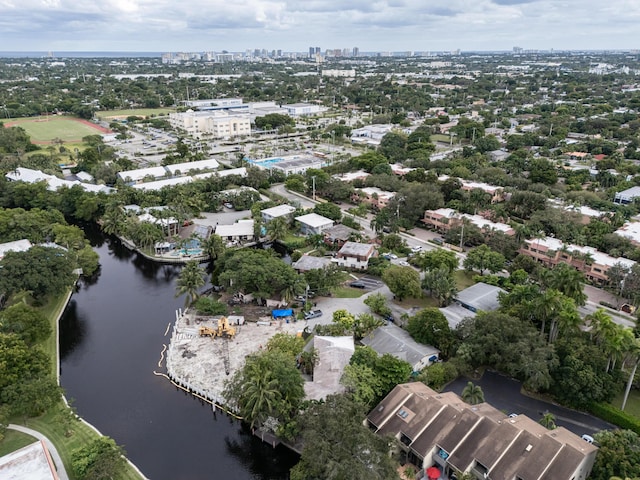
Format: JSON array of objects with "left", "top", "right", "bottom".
[{"left": 272, "top": 309, "right": 293, "bottom": 318}]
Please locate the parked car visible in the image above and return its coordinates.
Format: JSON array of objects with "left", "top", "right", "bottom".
[
  {"left": 304, "top": 309, "right": 323, "bottom": 320},
  {"left": 398, "top": 261, "right": 410, "bottom": 267},
  {"left": 383, "top": 314, "right": 395, "bottom": 323},
  {"left": 223, "top": 202, "right": 233, "bottom": 209},
  {"left": 581, "top": 434, "right": 594, "bottom": 444},
  {"left": 349, "top": 281, "right": 366, "bottom": 289},
  {"left": 411, "top": 245, "right": 423, "bottom": 252}
]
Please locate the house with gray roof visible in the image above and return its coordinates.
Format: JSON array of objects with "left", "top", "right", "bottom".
[
  {"left": 367, "top": 382, "right": 597, "bottom": 480},
  {"left": 334, "top": 241, "right": 377, "bottom": 270},
  {"left": 292, "top": 255, "right": 332, "bottom": 272},
  {"left": 455, "top": 282, "right": 505, "bottom": 313},
  {"left": 303, "top": 336, "right": 354, "bottom": 401},
  {"left": 361, "top": 324, "right": 439, "bottom": 372}
]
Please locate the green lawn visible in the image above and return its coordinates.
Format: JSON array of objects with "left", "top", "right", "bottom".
[
  {"left": 454, "top": 270, "right": 476, "bottom": 290},
  {"left": 96, "top": 108, "right": 175, "bottom": 120},
  {"left": 332, "top": 286, "right": 368, "bottom": 298},
  {"left": 0, "top": 288, "right": 144, "bottom": 480},
  {"left": 0, "top": 430, "right": 36, "bottom": 456},
  {"left": 611, "top": 389, "right": 640, "bottom": 419},
  {"left": 19, "top": 406, "right": 142, "bottom": 480},
  {"left": 6, "top": 117, "right": 104, "bottom": 143}
]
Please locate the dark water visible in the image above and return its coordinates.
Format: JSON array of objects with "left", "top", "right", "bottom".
[{"left": 59, "top": 228, "right": 298, "bottom": 480}]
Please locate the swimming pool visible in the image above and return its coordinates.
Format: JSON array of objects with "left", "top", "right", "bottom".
[{"left": 247, "top": 157, "right": 284, "bottom": 168}]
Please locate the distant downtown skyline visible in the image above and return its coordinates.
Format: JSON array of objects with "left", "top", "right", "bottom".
[{"left": 0, "top": 1, "right": 638, "bottom": 53}]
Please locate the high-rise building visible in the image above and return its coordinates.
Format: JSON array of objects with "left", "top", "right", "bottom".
[
  {"left": 309, "top": 47, "right": 315, "bottom": 58},
  {"left": 353, "top": 47, "right": 359, "bottom": 57},
  {"left": 315, "top": 47, "right": 321, "bottom": 54}
]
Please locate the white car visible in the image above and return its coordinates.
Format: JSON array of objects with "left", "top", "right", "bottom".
[
  {"left": 398, "top": 261, "right": 410, "bottom": 267},
  {"left": 411, "top": 245, "right": 423, "bottom": 252}
]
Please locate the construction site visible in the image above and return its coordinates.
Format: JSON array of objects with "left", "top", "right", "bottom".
[{"left": 163, "top": 309, "right": 303, "bottom": 409}]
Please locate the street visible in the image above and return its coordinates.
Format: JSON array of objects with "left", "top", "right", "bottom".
[{"left": 445, "top": 371, "right": 613, "bottom": 437}]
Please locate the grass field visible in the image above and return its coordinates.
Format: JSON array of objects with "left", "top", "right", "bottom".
[
  {"left": 96, "top": 108, "right": 175, "bottom": 120},
  {"left": 611, "top": 389, "right": 640, "bottom": 419},
  {"left": 454, "top": 270, "right": 476, "bottom": 290},
  {"left": 332, "top": 286, "right": 368, "bottom": 298},
  {"left": 6, "top": 117, "right": 105, "bottom": 143},
  {"left": 0, "top": 430, "right": 36, "bottom": 457}
]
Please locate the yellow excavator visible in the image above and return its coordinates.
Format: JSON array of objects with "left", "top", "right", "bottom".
[{"left": 198, "top": 316, "right": 236, "bottom": 339}]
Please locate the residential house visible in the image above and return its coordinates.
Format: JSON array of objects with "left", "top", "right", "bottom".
[
  {"left": 367, "top": 383, "right": 597, "bottom": 480},
  {"left": 361, "top": 324, "right": 439, "bottom": 372},
  {"left": 520, "top": 237, "right": 635, "bottom": 283},
  {"left": 332, "top": 170, "right": 370, "bottom": 183},
  {"left": 334, "top": 241, "right": 377, "bottom": 269},
  {"left": 6, "top": 167, "right": 113, "bottom": 194},
  {"left": 295, "top": 213, "right": 334, "bottom": 236},
  {"left": 303, "top": 336, "right": 355, "bottom": 401},
  {"left": 615, "top": 221, "right": 640, "bottom": 246},
  {"left": 455, "top": 282, "right": 506, "bottom": 313},
  {"left": 615, "top": 186, "right": 640, "bottom": 205},
  {"left": 353, "top": 187, "right": 396, "bottom": 210},
  {"left": 261, "top": 204, "right": 296, "bottom": 223},
  {"left": 0, "top": 239, "right": 32, "bottom": 261},
  {"left": 292, "top": 255, "right": 332, "bottom": 273},
  {"left": 323, "top": 224, "right": 359, "bottom": 247},
  {"left": 214, "top": 219, "right": 255, "bottom": 245}
]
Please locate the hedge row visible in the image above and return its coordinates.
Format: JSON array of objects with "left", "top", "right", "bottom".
[{"left": 589, "top": 402, "right": 640, "bottom": 435}]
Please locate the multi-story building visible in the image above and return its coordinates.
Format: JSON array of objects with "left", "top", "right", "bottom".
[
  {"left": 334, "top": 241, "right": 377, "bottom": 270},
  {"left": 519, "top": 237, "right": 635, "bottom": 283},
  {"left": 168, "top": 110, "right": 251, "bottom": 139},
  {"left": 422, "top": 208, "right": 515, "bottom": 236},
  {"left": 352, "top": 187, "right": 396, "bottom": 210},
  {"left": 368, "top": 383, "right": 597, "bottom": 480}
]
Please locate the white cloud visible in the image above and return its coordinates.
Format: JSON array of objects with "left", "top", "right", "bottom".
[{"left": 0, "top": 0, "right": 637, "bottom": 51}]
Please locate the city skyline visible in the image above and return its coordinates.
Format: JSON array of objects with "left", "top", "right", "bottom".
[{"left": 0, "top": 1, "right": 638, "bottom": 53}]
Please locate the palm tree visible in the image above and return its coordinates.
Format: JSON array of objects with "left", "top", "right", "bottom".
[
  {"left": 101, "top": 205, "right": 126, "bottom": 236},
  {"left": 461, "top": 381, "right": 484, "bottom": 405},
  {"left": 532, "top": 289, "right": 564, "bottom": 339},
  {"left": 266, "top": 217, "right": 289, "bottom": 242},
  {"left": 588, "top": 309, "right": 624, "bottom": 372},
  {"left": 621, "top": 337, "right": 640, "bottom": 411},
  {"left": 539, "top": 412, "right": 557, "bottom": 430},
  {"left": 550, "top": 297, "right": 582, "bottom": 343},
  {"left": 202, "top": 234, "right": 225, "bottom": 265},
  {"left": 175, "top": 261, "right": 206, "bottom": 307},
  {"left": 241, "top": 361, "right": 281, "bottom": 428}
]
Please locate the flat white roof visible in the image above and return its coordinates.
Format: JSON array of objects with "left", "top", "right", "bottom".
[
  {"left": 131, "top": 177, "right": 192, "bottom": 191},
  {"left": 295, "top": 213, "right": 334, "bottom": 228},
  {"left": 117, "top": 166, "right": 167, "bottom": 182},
  {"left": 261, "top": 204, "right": 296, "bottom": 218},
  {"left": 213, "top": 167, "right": 247, "bottom": 178},
  {"left": 332, "top": 170, "right": 370, "bottom": 182},
  {"left": 6, "top": 168, "right": 113, "bottom": 194},
  {"left": 0, "top": 441, "right": 58, "bottom": 480},
  {"left": 360, "top": 187, "right": 395, "bottom": 200},
  {"left": 164, "top": 158, "right": 219, "bottom": 174},
  {"left": 616, "top": 221, "right": 640, "bottom": 243},
  {"left": 0, "top": 239, "right": 32, "bottom": 259},
  {"left": 215, "top": 219, "right": 254, "bottom": 237}
]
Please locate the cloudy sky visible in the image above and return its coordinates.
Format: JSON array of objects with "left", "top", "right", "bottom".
[{"left": 0, "top": 0, "right": 638, "bottom": 53}]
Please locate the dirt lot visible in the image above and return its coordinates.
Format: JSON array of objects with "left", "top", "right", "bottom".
[{"left": 165, "top": 308, "right": 304, "bottom": 406}]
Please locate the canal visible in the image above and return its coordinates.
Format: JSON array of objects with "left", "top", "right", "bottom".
[{"left": 59, "top": 228, "right": 299, "bottom": 479}]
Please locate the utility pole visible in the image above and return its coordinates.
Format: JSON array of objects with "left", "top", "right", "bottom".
[{"left": 312, "top": 176, "right": 316, "bottom": 201}]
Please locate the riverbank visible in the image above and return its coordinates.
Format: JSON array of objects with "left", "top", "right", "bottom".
[
  {"left": 4, "top": 285, "right": 147, "bottom": 480},
  {"left": 162, "top": 309, "right": 303, "bottom": 414}
]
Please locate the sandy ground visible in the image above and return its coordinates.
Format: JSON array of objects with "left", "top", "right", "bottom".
[{"left": 165, "top": 310, "right": 304, "bottom": 405}]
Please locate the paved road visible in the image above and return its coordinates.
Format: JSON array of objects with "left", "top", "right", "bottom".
[
  {"left": 269, "top": 184, "right": 317, "bottom": 209},
  {"left": 444, "top": 371, "right": 613, "bottom": 437},
  {"left": 8, "top": 424, "right": 69, "bottom": 480}
]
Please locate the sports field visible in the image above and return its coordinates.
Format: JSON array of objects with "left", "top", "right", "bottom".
[
  {"left": 5, "top": 116, "right": 109, "bottom": 144},
  {"left": 96, "top": 107, "right": 175, "bottom": 120}
]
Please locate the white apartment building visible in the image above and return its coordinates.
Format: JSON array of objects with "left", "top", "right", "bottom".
[{"left": 168, "top": 110, "right": 251, "bottom": 139}]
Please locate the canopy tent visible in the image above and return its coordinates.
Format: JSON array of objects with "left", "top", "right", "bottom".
[{"left": 427, "top": 466, "right": 441, "bottom": 480}]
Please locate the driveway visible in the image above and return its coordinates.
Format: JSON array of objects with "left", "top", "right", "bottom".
[{"left": 444, "top": 371, "right": 613, "bottom": 437}]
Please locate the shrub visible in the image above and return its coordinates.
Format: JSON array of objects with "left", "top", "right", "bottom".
[
  {"left": 192, "top": 297, "right": 228, "bottom": 315},
  {"left": 588, "top": 402, "right": 640, "bottom": 435}
]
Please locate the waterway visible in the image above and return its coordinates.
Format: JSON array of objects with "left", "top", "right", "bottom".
[{"left": 59, "top": 227, "right": 299, "bottom": 479}]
